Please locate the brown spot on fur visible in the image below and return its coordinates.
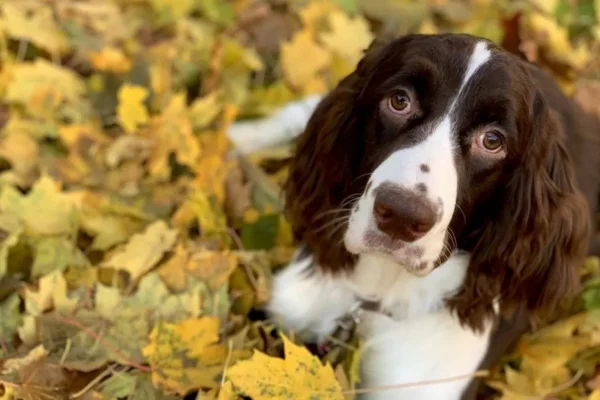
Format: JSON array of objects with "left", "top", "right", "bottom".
[{"left": 420, "top": 164, "right": 430, "bottom": 173}]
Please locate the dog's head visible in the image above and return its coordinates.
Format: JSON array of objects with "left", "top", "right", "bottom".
[{"left": 285, "top": 34, "right": 589, "bottom": 329}]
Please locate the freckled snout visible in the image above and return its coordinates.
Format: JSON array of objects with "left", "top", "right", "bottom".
[{"left": 373, "top": 185, "right": 437, "bottom": 242}]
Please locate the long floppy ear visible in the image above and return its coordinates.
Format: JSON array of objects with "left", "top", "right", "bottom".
[
  {"left": 284, "top": 39, "right": 388, "bottom": 272},
  {"left": 449, "top": 90, "right": 590, "bottom": 332}
]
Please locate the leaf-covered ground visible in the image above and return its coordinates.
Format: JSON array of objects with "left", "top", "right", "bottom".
[{"left": 1, "top": 0, "right": 600, "bottom": 399}]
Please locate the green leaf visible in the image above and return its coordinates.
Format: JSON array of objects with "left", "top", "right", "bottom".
[
  {"left": 38, "top": 309, "right": 149, "bottom": 372},
  {"left": 101, "top": 372, "right": 138, "bottom": 398},
  {"left": 0, "top": 293, "right": 23, "bottom": 349},
  {"left": 31, "top": 236, "right": 88, "bottom": 278},
  {"left": 240, "top": 214, "right": 279, "bottom": 250},
  {"left": 197, "top": 0, "right": 234, "bottom": 27},
  {"left": 130, "top": 374, "right": 180, "bottom": 400},
  {"left": 583, "top": 285, "right": 600, "bottom": 310},
  {"left": 0, "top": 230, "right": 22, "bottom": 279}
]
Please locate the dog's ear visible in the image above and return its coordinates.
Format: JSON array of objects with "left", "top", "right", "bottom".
[
  {"left": 449, "top": 89, "right": 590, "bottom": 332},
  {"left": 283, "top": 38, "right": 388, "bottom": 272}
]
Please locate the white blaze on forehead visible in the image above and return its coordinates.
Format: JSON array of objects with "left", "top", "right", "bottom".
[
  {"left": 344, "top": 41, "right": 493, "bottom": 272},
  {"left": 450, "top": 41, "right": 492, "bottom": 114}
]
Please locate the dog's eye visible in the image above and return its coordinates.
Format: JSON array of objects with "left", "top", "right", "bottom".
[
  {"left": 388, "top": 91, "right": 412, "bottom": 114},
  {"left": 476, "top": 130, "right": 504, "bottom": 153}
]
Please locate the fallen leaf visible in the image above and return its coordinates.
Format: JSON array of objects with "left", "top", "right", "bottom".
[
  {"left": 280, "top": 30, "right": 331, "bottom": 89},
  {"left": 190, "top": 91, "right": 224, "bottom": 129},
  {"left": 227, "top": 334, "right": 344, "bottom": 399},
  {"left": 0, "top": 293, "right": 22, "bottom": 348},
  {"left": 143, "top": 317, "right": 249, "bottom": 394},
  {"left": 124, "top": 272, "right": 202, "bottom": 322},
  {"left": 19, "top": 175, "right": 79, "bottom": 236},
  {"left": 187, "top": 251, "right": 238, "bottom": 289},
  {"left": 31, "top": 236, "right": 88, "bottom": 278},
  {"left": 105, "top": 135, "right": 153, "bottom": 168},
  {"left": 157, "top": 244, "right": 190, "bottom": 292},
  {"left": 37, "top": 309, "right": 149, "bottom": 371},
  {"left": 5, "top": 60, "right": 87, "bottom": 119},
  {"left": 1, "top": 3, "right": 68, "bottom": 54},
  {"left": 88, "top": 46, "right": 133, "bottom": 74},
  {"left": 1, "top": 345, "right": 48, "bottom": 375},
  {"left": 298, "top": 1, "right": 338, "bottom": 34},
  {"left": 197, "top": 0, "right": 235, "bottom": 26},
  {"left": 0, "top": 132, "right": 39, "bottom": 187},
  {"left": 106, "top": 220, "right": 177, "bottom": 280},
  {"left": 145, "top": 94, "right": 201, "bottom": 179},
  {"left": 100, "top": 371, "right": 138, "bottom": 398},
  {"left": 24, "top": 270, "right": 80, "bottom": 316},
  {"left": 217, "top": 381, "right": 238, "bottom": 400},
  {"left": 95, "top": 283, "right": 122, "bottom": 320},
  {"left": 320, "top": 11, "right": 374, "bottom": 66},
  {"left": 117, "top": 85, "right": 150, "bottom": 134},
  {"left": 0, "top": 230, "right": 22, "bottom": 278}
]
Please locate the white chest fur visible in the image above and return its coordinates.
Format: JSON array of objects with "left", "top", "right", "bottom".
[{"left": 267, "top": 251, "right": 494, "bottom": 400}]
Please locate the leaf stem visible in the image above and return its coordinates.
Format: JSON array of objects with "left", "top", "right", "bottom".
[{"left": 54, "top": 313, "right": 152, "bottom": 372}]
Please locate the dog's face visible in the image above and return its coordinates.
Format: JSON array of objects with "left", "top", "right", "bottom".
[
  {"left": 343, "top": 36, "right": 518, "bottom": 275},
  {"left": 286, "top": 33, "right": 588, "bottom": 329}
]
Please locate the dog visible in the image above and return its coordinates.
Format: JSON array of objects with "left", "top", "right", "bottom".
[{"left": 228, "top": 33, "right": 600, "bottom": 399}]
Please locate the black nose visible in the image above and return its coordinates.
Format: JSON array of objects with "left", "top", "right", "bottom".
[{"left": 373, "top": 185, "right": 437, "bottom": 242}]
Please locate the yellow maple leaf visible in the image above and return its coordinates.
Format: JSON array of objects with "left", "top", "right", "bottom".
[
  {"left": 298, "top": 1, "right": 338, "bottom": 34},
  {"left": 106, "top": 220, "right": 178, "bottom": 280},
  {"left": 150, "top": 61, "right": 173, "bottom": 106},
  {"left": 157, "top": 244, "right": 190, "bottom": 292},
  {"left": 320, "top": 11, "right": 374, "bottom": 66},
  {"left": 18, "top": 175, "right": 79, "bottom": 236},
  {"left": 217, "top": 381, "right": 238, "bottom": 400},
  {"left": 24, "top": 270, "right": 79, "bottom": 316},
  {"left": 281, "top": 30, "right": 331, "bottom": 90},
  {"left": 591, "top": 389, "right": 600, "bottom": 400},
  {"left": 190, "top": 91, "right": 223, "bottom": 129},
  {"left": 5, "top": 60, "right": 86, "bottom": 111},
  {"left": 117, "top": 84, "right": 150, "bottom": 133},
  {"left": 145, "top": 93, "right": 200, "bottom": 179},
  {"left": 143, "top": 317, "right": 249, "bottom": 394},
  {"left": 187, "top": 250, "right": 238, "bottom": 289},
  {"left": 88, "top": 47, "right": 132, "bottom": 74},
  {"left": 227, "top": 334, "right": 344, "bottom": 400},
  {"left": 0, "top": 3, "right": 68, "bottom": 54},
  {"left": 0, "top": 132, "right": 39, "bottom": 187}
]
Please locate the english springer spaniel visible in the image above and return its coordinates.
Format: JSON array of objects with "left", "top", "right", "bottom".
[{"left": 229, "top": 33, "right": 600, "bottom": 399}]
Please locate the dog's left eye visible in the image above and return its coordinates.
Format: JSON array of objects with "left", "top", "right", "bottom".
[
  {"left": 388, "top": 90, "right": 412, "bottom": 114},
  {"left": 476, "top": 131, "right": 504, "bottom": 153}
]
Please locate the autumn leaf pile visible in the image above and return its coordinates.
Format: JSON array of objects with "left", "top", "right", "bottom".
[{"left": 1, "top": 0, "right": 600, "bottom": 399}]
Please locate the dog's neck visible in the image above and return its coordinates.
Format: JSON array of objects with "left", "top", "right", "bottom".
[
  {"left": 346, "top": 251, "right": 470, "bottom": 321},
  {"left": 267, "top": 249, "right": 471, "bottom": 343}
]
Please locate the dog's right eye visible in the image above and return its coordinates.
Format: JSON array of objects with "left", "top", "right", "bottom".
[
  {"left": 471, "top": 128, "right": 507, "bottom": 160},
  {"left": 388, "top": 90, "right": 412, "bottom": 114}
]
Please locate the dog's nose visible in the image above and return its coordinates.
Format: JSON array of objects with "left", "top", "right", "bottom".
[{"left": 373, "top": 187, "right": 436, "bottom": 242}]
